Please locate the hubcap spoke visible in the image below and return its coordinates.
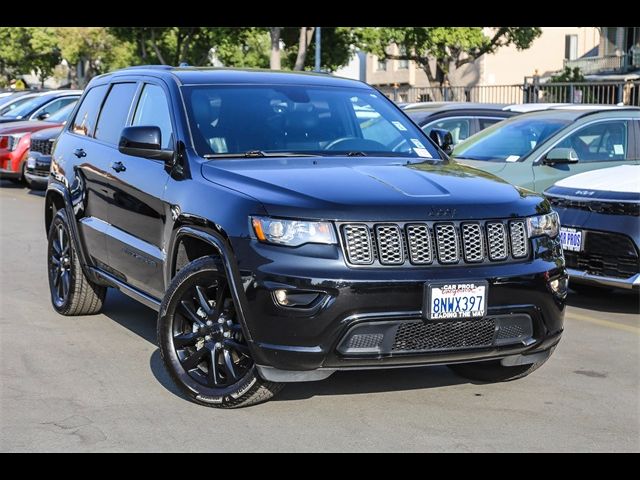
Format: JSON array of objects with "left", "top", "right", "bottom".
[
  {"left": 195, "top": 285, "right": 213, "bottom": 316},
  {"left": 223, "top": 339, "right": 250, "bottom": 356},
  {"left": 52, "top": 240, "right": 62, "bottom": 256},
  {"left": 181, "top": 346, "right": 208, "bottom": 371},
  {"left": 58, "top": 226, "right": 64, "bottom": 253},
  {"left": 61, "top": 270, "right": 70, "bottom": 299},
  {"left": 51, "top": 256, "right": 60, "bottom": 266},
  {"left": 207, "top": 347, "right": 219, "bottom": 386},
  {"left": 173, "top": 332, "right": 200, "bottom": 349},
  {"left": 180, "top": 301, "right": 206, "bottom": 328},
  {"left": 214, "top": 279, "right": 228, "bottom": 316},
  {"left": 222, "top": 348, "right": 237, "bottom": 380}
]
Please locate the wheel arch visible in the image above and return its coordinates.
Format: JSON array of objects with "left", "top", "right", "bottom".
[{"left": 167, "top": 221, "right": 253, "bottom": 342}]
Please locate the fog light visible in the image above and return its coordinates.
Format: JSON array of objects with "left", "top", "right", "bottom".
[
  {"left": 274, "top": 289, "right": 288, "bottom": 305},
  {"left": 549, "top": 277, "right": 568, "bottom": 297},
  {"left": 272, "top": 289, "right": 322, "bottom": 308}
]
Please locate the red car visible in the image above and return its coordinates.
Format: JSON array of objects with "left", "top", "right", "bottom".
[{"left": 0, "top": 102, "right": 76, "bottom": 184}]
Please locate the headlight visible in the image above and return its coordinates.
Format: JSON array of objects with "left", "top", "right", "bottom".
[
  {"left": 0, "top": 133, "right": 27, "bottom": 152},
  {"left": 251, "top": 216, "right": 337, "bottom": 246},
  {"left": 527, "top": 211, "right": 560, "bottom": 238}
]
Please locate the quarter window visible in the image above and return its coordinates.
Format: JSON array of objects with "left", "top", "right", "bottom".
[
  {"left": 554, "top": 121, "right": 628, "bottom": 162},
  {"left": 71, "top": 85, "right": 108, "bottom": 137},
  {"left": 132, "top": 84, "right": 174, "bottom": 149},
  {"left": 95, "top": 83, "right": 138, "bottom": 145}
]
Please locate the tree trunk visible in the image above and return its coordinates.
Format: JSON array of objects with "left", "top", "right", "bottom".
[
  {"left": 270, "top": 27, "right": 282, "bottom": 70},
  {"left": 150, "top": 29, "right": 168, "bottom": 65},
  {"left": 293, "top": 27, "right": 315, "bottom": 71}
]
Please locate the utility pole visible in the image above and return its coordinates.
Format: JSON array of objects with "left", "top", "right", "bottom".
[{"left": 315, "top": 27, "right": 321, "bottom": 72}]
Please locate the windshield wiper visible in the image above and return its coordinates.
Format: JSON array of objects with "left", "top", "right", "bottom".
[
  {"left": 346, "top": 151, "right": 367, "bottom": 157},
  {"left": 203, "top": 150, "right": 321, "bottom": 159}
]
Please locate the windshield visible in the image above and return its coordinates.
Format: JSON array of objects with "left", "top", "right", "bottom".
[
  {"left": 1, "top": 95, "right": 46, "bottom": 119},
  {"left": 452, "top": 116, "right": 570, "bottom": 162},
  {"left": 181, "top": 84, "right": 441, "bottom": 159},
  {"left": 46, "top": 101, "right": 77, "bottom": 123},
  {"left": 0, "top": 95, "right": 36, "bottom": 116}
]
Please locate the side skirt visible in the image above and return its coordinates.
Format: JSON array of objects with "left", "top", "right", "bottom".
[{"left": 90, "top": 267, "right": 161, "bottom": 311}]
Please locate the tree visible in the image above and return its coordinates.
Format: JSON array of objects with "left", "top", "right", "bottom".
[
  {"left": 357, "top": 27, "right": 542, "bottom": 89},
  {"left": 269, "top": 27, "right": 282, "bottom": 70},
  {"left": 0, "top": 28, "right": 32, "bottom": 85},
  {"left": 0, "top": 27, "right": 61, "bottom": 88},
  {"left": 281, "top": 27, "right": 357, "bottom": 72},
  {"left": 212, "top": 28, "right": 270, "bottom": 69},
  {"left": 26, "top": 28, "right": 62, "bottom": 88},
  {"left": 56, "top": 28, "right": 137, "bottom": 87}
]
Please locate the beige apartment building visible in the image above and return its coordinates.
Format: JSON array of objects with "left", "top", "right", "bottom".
[{"left": 358, "top": 27, "right": 601, "bottom": 102}]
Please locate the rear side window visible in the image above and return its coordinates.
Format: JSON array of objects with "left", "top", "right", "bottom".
[
  {"left": 71, "top": 85, "right": 108, "bottom": 137},
  {"left": 95, "top": 83, "right": 138, "bottom": 145},
  {"left": 423, "top": 118, "right": 471, "bottom": 145},
  {"left": 478, "top": 117, "right": 504, "bottom": 130},
  {"left": 132, "top": 84, "right": 174, "bottom": 149}
]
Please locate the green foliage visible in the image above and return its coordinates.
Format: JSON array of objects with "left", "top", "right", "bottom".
[
  {"left": 549, "top": 66, "right": 585, "bottom": 83},
  {"left": 0, "top": 27, "right": 61, "bottom": 87},
  {"left": 212, "top": 28, "right": 271, "bottom": 69},
  {"left": 280, "top": 27, "right": 357, "bottom": 71}
]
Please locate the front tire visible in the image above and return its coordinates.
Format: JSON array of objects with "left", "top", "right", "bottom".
[
  {"left": 47, "top": 210, "right": 107, "bottom": 315},
  {"left": 158, "top": 256, "right": 283, "bottom": 408}
]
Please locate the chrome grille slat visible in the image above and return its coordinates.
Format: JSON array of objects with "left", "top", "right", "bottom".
[
  {"left": 510, "top": 221, "right": 528, "bottom": 258},
  {"left": 435, "top": 224, "right": 459, "bottom": 264},
  {"left": 461, "top": 223, "right": 484, "bottom": 263},
  {"left": 486, "top": 222, "right": 508, "bottom": 261},
  {"left": 342, "top": 224, "right": 373, "bottom": 265},
  {"left": 406, "top": 224, "right": 433, "bottom": 264},
  {"left": 375, "top": 225, "right": 404, "bottom": 265},
  {"left": 340, "top": 219, "right": 530, "bottom": 267}
]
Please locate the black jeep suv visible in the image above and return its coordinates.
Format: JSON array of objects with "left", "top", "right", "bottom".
[{"left": 45, "top": 66, "right": 568, "bottom": 408}]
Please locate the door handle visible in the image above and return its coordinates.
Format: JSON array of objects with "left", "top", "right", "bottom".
[
  {"left": 111, "top": 161, "right": 126, "bottom": 173},
  {"left": 74, "top": 148, "right": 86, "bottom": 158}
]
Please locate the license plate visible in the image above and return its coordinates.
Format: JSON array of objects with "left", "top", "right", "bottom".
[
  {"left": 559, "top": 227, "right": 583, "bottom": 252},
  {"left": 27, "top": 157, "right": 36, "bottom": 169},
  {"left": 425, "top": 282, "right": 488, "bottom": 320}
]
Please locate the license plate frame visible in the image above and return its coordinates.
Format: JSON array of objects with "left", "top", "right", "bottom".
[
  {"left": 424, "top": 281, "right": 488, "bottom": 321},
  {"left": 559, "top": 227, "right": 584, "bottom": 252}
]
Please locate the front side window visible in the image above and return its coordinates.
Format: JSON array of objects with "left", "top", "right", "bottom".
[
  {"left": 423, "top": 118, "right": 471, "bottom": 145},
  {"left": 94, "top": 83, "right": 138, "bottom": 145},
  {"left": 452, "top": 116, "right": 570, "bottom": 162},
  {"left": 182, "top": 84, "right": 440, "bottom": 160},
  {"left": 71, "top": 85, "right": 108, "bottom": 137},
  {"left": 132, "top": 84, "right": 174, "bottom": 149},
  {"left": 553, "top": 121, "right": 628, "bottom": 162},
  {"left": 31, "top": 97, "right": 77, "bottom": 120}
]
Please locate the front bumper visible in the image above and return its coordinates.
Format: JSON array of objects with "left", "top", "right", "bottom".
[
  {"left": 569, "top": 269, "right": 640, "bottom": 291},
  {"left": 231, "top": 235, "right": 567, "bottom": 380},
  {"left": 0, "top": 168, "right": 20, "bottom": 179}
]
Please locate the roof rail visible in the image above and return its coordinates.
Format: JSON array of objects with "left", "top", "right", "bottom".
[
  {"left": 573, "top": 106, "right": 640, "bottom": 120},
  {"left": 121, "top": 65, "right": 173, "bottom": 70}
]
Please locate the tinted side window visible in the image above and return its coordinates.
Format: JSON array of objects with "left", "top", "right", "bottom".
[
  {"left": 95, "top": 83, "right": 138, "bottom": 145},
  {"left": 132, "top": 84, "right": 173, "bottom": 149},
  {"left": 555, "top": 120, "right": 629, "bottom": 162},
  {"left": 71, "top": 85, "right": 108, "bottom": 137},
  {"left": 32, "top": 97, "right": 77, "bottom": 119},
  {"left": 478, "top": 117, "right": 504, "bottom": 130}
]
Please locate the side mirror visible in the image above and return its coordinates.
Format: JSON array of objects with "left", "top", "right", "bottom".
[
  {"left": 543, "top": 147, "right": 579, "bottom": 166},
  {"left": 429, "top": 128, "right": 454, "bottom": 155},
  {"left": 36, "top": 112, "right": 50, "bottom": 121},
  {"left": 118, "top": 126, "right": 174, "bottom": 163}
]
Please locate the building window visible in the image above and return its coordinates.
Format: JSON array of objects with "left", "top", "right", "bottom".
[
  {"left": 376, "top": 56, "right": 387, "bottom": 71},
  {"left": 397, "top": 47, "right": 409, "bottom": 70},
  {"left": 565, "top": 34, "right": 578, "bottom": 60}
]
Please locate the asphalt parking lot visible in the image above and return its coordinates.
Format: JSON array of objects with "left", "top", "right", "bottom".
[{"left": 0, "top": 181, "right": 638, "bottom": 452}]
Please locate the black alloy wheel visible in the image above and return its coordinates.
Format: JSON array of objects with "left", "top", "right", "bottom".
[{"left": 158, "top": 255, "right": 283, "bottom": 408}]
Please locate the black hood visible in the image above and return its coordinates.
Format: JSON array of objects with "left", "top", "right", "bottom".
[{"left": 201, "top": 157, "right": 548, "bottom": 221}]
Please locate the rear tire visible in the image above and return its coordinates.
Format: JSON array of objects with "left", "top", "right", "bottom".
[
  {"left": 47, "top": 210, "right": 106, "bottom": 315},
  {"left": 449, "top": 353, "right": 551, "bottom": 383},
  {"left": 158, "top": 255, "right": 284, "bottom": 408}
]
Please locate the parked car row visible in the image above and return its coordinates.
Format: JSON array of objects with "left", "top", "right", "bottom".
[
  {"left": 401, "top": 101, "right": 639, "bottom": 292},
  {"left": 0, "top": 92, "right": 79, "bottom": 185}
]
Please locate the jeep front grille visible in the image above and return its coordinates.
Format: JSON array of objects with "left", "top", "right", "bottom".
[{"left": 339, "top": 219, "right": 530, "bottom": 267}]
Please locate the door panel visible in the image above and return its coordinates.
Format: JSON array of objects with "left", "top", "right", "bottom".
[{"left": 105, "top": 82, "right": 173, "bottom": 298}]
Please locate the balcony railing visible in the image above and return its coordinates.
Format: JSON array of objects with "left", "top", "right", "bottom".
[{"left": 564, "top": 54, "right": 631, "bottom": 75}]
